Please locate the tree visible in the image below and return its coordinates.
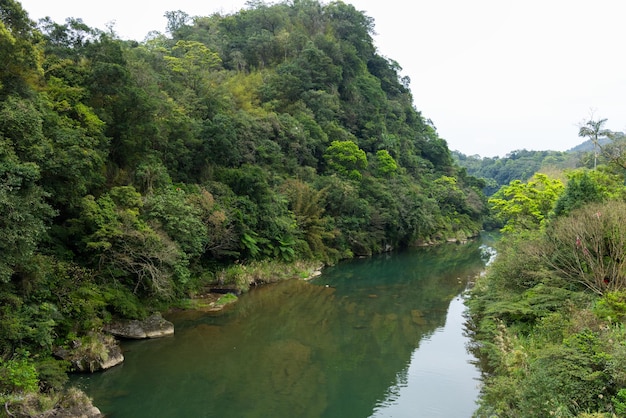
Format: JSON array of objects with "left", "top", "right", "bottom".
[
  {"left": 281, "top": 179, "right": 336, "bottom": 260},
  {"left": 164, "top": 10, "right": 191, "bottom": 36},
  {"left": 489, "top": 173, "right": 564, "bottom": 233},
  {"left": 596, "top": 131, "right": 626, "bottom": 171},
  {"left": 374, "top": 149, "right": 398, "bottom": 177},
  {"left": 0, "top": 0, "right": 43, "bottom": 97},
  {"left": 323, "top": 140, "right": 367, "bottom": 180},
  {"left": 578, "top": 117, "right": 608, "bottom": 170},
  {"left": 163, "top": 40, "right": 222, "bottom": 91},
  {"left": 77, "top": 187, "right": 187, "bottom": 298},
  {"left": 144, "top": 186, "right": 208, "bottom": 259},
  {"left": 552, "top": 170, "right": 604, "bottom": 217},
  {"left": 0, "top": 141, "right": 55, "bottom": 282}
]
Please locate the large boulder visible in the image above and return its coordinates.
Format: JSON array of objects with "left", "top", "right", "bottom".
[
  {"left": 104, "top": 312, "right": 174, "bottom": 339},
  {"left": 7, "top": 389, "right": 104, "bottom": 418},
  {"left": 53, "top": 333, "right": 123, "bottom": 373},
  {"left": 34, "top": 388, "right": 104, "bottom": 417}
]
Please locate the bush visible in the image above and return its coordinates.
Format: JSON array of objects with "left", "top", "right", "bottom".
[
  {"left": 542, "top": 201, "right": 626, "bottom": 295},
  {"left": 613, "top": 388, "right": 626, "bottom": 415},
  {"left": 518, "top": 337, "right": 612, "bottom": 416},
  {"left": 487, "top": 231, "right": 547, "bottom": 292},
  {"left": 0, "top": 356, "right": 39, "bottom": 394},
  {"left": 35, "top": 357, "right": 68, "bottom": 392},
  {"left": 103, "top": 285, "right": 146, "bottom": 319},
  {"left": 593, "top": 291, "right": 626, "bottom": 323},
  {"left": 552, "top": 170, "right": 604, "bottom": 217}
]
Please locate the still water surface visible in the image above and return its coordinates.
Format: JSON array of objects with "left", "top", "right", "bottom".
[{"left": 74, "top": 241, "right": 493, "bottom": 417}]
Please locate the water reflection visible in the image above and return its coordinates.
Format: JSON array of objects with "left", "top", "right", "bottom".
[
  {"left": 73, "top": 241, "right": 488, "bottom": 417},
  {"left": 371, "top": 296, "right": 482, "bottom": 417}
]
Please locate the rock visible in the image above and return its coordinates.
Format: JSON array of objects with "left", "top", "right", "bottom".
[
  {"left": 35, "top": 405, "right": 103, "bottom": 418},
  {"left": 69, "top": 348, "right": 124, "bottom": 373},
  {"left": 32, "top": 388, "right": 104, "bottom": 417},
  {"left": 54, "top": 333, "right": 124, "bottom": 373},
  {"left": 105, "top": 312, "right": 174, "bottom": 339},
  {"left": 99, "top": 344, "right": 124, "bottom": 370}
]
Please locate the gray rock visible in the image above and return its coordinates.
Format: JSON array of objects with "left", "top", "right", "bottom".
[
  {"left": 54, "top": 333, "right": 124, "bottom": 373},
  {"left": 105, "top": 312, "right": 174, "bottom": 339},
  {"left": 32, "top": 388, "right": 104, "bottom": 417},
  {"left": 35, "top": 405, "right": 103, "bottom": 418}
]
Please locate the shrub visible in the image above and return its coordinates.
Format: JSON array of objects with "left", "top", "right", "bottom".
[
  {"left": 35, "top": 357, "right": 68, "bottom": 392},
  {"left": 553, "top": 170, "right": 603, "bottom": 217},
  {"left": 102, "top": 285, "right": 146, "bottom": 319},
  {"left": 542, "top": 201, "right": 626, "bottom": 295},
  {"left": 593, "top": 291, "right": 626, "bottom": 323},
  {"left": 487, "top": 231, "right": 546, "bottom": 291},
  {"left": 0, "top": 356, "right": 39, "bottom": 394},
  {"left": 613, "top": 388, "right": 626, "bottom": 415},
  {"left": 519, "top": 337, "right": 612, "bottom": 416}
]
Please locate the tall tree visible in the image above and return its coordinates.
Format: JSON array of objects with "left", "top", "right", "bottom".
[
  {"left": 0, "top": 140, "right": 54, "bottom": 282},
  {"left": 578, "top": 117, "right": 608, "bottom": 170},
  {"left": 0, "top": 0, "right": 43, "bottom": 97}
]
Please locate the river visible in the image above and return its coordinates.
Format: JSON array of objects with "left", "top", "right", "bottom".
[{"left": 72, "top": 238, "right": 495, "bottom": 417}]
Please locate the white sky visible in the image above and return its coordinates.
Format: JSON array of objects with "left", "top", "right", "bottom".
[{"left": 17, "top": 0, "right": 626, "bottom": 157}]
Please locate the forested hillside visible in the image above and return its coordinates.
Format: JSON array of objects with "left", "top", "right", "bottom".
[
  {"left": 0, "top": 0, "right": 486, "bottom": 408},
  {"left": 453, "top": 149, "right": 579, "bottom": 195},
  {"left": 454, "top": 129, "right": 626, "bottom": 197}
]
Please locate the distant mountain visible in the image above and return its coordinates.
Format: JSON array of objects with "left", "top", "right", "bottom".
[
  {"left": 567, "top": 131, "right": 624, "bottom": 153},
  {"left": 455, "top": 130, "right": 626, "bottom": 195},
  {"left": 453, "top": 149, "right": 572, "bottom": 195}
]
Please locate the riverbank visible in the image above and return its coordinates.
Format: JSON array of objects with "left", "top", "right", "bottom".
[
  {"left": 173, "top": 259, "right": 324, "bottom": 312},
  {"left": 70, "top": 242, "right": 488, "bottom": 417},
  {"left": 465, "top": 219, "right": 626, "bottom": 416}
]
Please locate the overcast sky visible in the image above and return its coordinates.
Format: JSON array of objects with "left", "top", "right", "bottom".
[{"left": 17, "top": 0, "right": 626, "bottom": 157}]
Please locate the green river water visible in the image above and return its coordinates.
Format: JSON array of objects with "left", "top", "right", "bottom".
[{"left": 73, "top": 239, "right": 495, "bottom": 417}]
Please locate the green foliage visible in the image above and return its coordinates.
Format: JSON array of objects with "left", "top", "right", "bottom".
[
  {"left": 217, "top": 259, "right": 322, "bottom": 292},
  {"left": 0, "top": 139, "right": 55, "bottom": 282},
  {"left": 0, "top": 355, "right": 39, "bottom": 394},
  {"left": 102, "top": 285, "right": 145, "bottom": 319},
  {"left": 519, "top": 338, "right": 612, "bottom": 416},
  {"left": 323, "top": 140, "right": 367, "bottom": 180},
  {"left": 0, "top": 0, "right": 492, "bottom": 403},
  {"left": 163, "top": 40, "right": 221, "bottom": 93},
  {"left": 240, "top": 231, "right": 261, "bottom": 259},
  {"left": 374, "top": 149, "right": 398, "bottom": 177},
  {"left": 0, "top": 0, "right": 43, "bottom": 96},
  {"left": 553, "top": 169, "right": 604, "bottom": 217},
  {"left": 216, "top": 293, "right": 238, "bottom": 306},
  {"left": 0, "top": 293, "right": 59, "bottom": 355},
  {"left": 593, "top": 291, "right": 626, "bottom": 323},
  {"left": 613, "top": 388, "right": 626, "bottom": 416},
  {"left": 468, "top": 200, "right": 626, "bottom": 417},
  {"left": 35, "top": 357, "right": 69, "bottom": 392},
  {"left": 144, "top": 186, "right": 208, "bottom": 258},
  {"left": 281, "top": 179, "right": 337, "bottom": 262},
  {"left": 543, "top": 201, "right": 626, "bottom": 295},
  {"left": 454, "top": 149, "right": 577, "bottom": 196},
  {"left": 489, "top": 173, "right": 564, "bottom": 233},
  {"left": 77, "top": 187, "right": 187, "bottom": 298}
]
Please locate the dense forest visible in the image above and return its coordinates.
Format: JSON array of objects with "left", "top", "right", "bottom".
[
  {"left": 468, "top": 118, "right": 626, "bottom": 415},
  {"left": 0, "top": 0, "right": 487, "bottom": 412},
  {"left": 453, "top": 149, "right": 578, "bottom": 195},
  {"left": 453, "top": 129, "right": 626, "bottom": 197}
]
